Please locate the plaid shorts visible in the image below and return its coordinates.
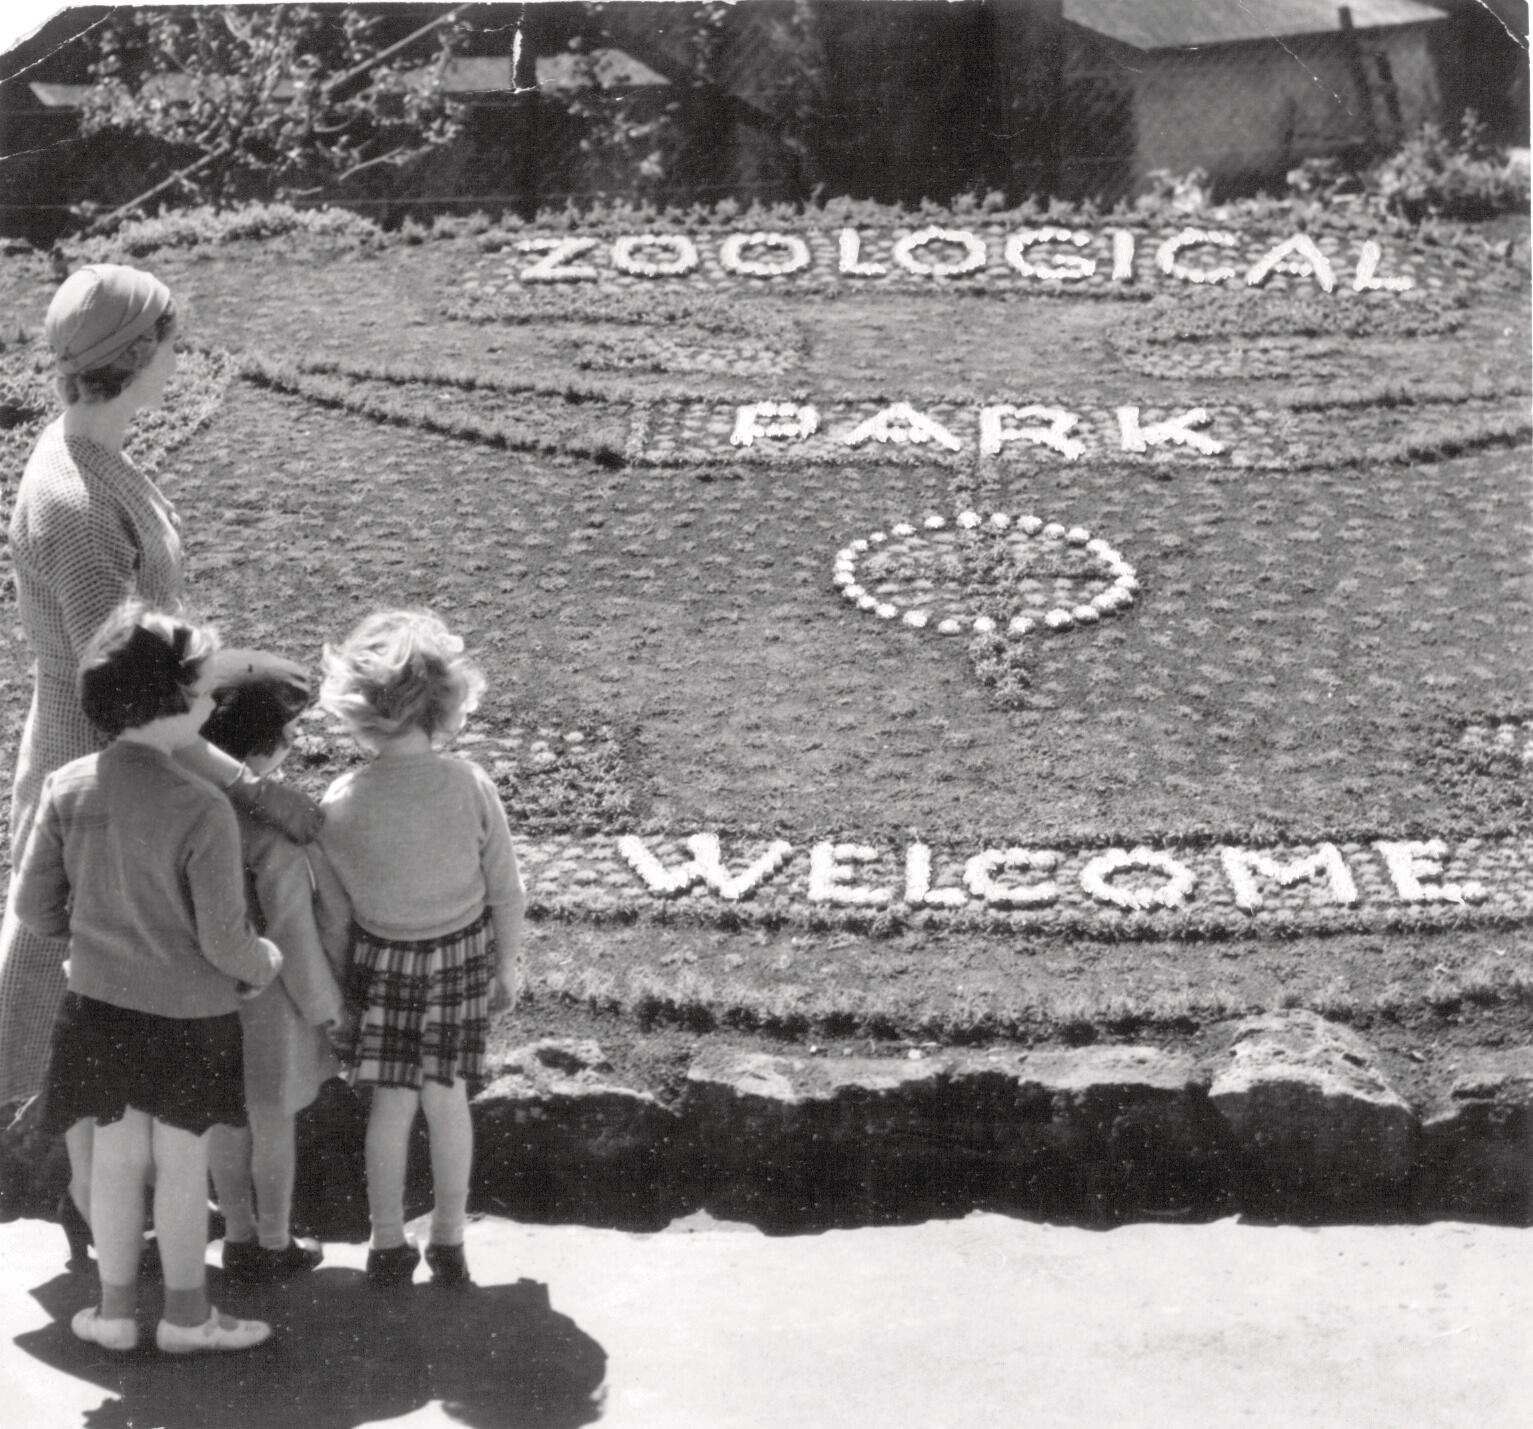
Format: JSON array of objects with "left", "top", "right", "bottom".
[{"left": 344, "top": 909, "right": 492, "bottom": 1093}]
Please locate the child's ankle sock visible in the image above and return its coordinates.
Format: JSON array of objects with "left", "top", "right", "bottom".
[
  {"left": 256, "top": 1211, "right": 291, "bottom": 1251},
  {"left": 220, "top": 1203, "right": 256, "bottom": 1246},
  {"left": 161, "top": 1286, "right": 210, "bottom": 1329},
  {"left": 100, "top": 1280, "right": 137, "bottom": 1321},
  {"left": 369, "top": 1216, "right": 408, "bottom": 1252},
  {"left": 429, "top": 1201, "right": 467, "bottom": 1247}
]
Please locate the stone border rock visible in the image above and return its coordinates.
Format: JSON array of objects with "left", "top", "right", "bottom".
[
  {"left": 456, "top": 1010, "right": 1531, "bottom": 1231},
  {"left": 2, "top": 1012, "right": 1527, "bottom": 1240}
]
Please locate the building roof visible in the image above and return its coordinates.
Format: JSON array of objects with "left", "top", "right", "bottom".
[{"left": 1065, "top": 0, "right": 1448, "bottom": 50}]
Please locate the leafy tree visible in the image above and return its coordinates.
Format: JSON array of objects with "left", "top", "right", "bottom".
[
  {"left": 551, "top": 1, "right": 822, "bottom": 204},
  {"left": 78, "top": 5, "right": 469, "bottom": 209}
]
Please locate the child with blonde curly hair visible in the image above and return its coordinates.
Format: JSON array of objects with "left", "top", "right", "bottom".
[{"left": 317, "top": 610, "right": 524, "bottom": 1288}]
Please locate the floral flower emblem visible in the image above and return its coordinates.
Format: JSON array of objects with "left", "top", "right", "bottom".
[{"left": 832, "top": 512, "right": 1138, "bottom": 638}]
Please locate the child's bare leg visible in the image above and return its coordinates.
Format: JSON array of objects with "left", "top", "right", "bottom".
[
  {"left": 419, "top": 1077, "right": 472, "bottom": 1246},
  {"left": 64, "top": 1117, "right": 93, "bottom": 1223},
  {"left": 151, "top": 1119, "right": 212, "bottom": 1328},
  {"left": 365, "top": 1088, "right": 419, "bottom": 1249},
  {"left": 206, "top": 1124, "right": 256, "bottom": 1244},
  {"left": 92, "top": 1111, "right": 151, "bottom": 1319},
  {"left": 248, "top": 1104, "right": 298, "bottom": 1249}
]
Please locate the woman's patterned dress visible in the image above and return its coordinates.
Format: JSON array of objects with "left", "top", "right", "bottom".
[{"left": 0, "top": 421, "right": 183, "bottom": 1103}]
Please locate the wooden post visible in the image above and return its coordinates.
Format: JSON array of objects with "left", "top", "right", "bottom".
[
  {"left": 1037, "top": 0, "right": 1065, "bottom": 198},
  {"left": 512, "top": 9, "right": 540, "bottom": 222},
  {"left": 1373, "top": 47, "right": 1405, "bottom": 140},
  {"left": 1337, "top": 7, "right": 1380, "bottom": 149},
  {"left": 993, "top": 0, "right": 1065, "bottom": 201}
]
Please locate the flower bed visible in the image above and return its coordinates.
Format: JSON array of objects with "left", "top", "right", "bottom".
[
  {"left": 510, "top": 827, "right": 1529, "bottom": 940},
  {"left": 0, "top": 336, "right": 237, "bottom": 476},
  {"left": 460, "top": 221, "right": 1479, "bottom": 297},
  {"left": 636, "top": 389, "right": 1528, "bottom": 471},
  {"left": 4, "top": 203, "right": 1529, "bottom": 1050}
]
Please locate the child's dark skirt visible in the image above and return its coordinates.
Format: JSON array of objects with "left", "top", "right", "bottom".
[
  {"left": 39, "top": 992, "right": 246, "bottom": 1135},
  {"left": 344, "top": 908, "right": 491, "bottom": 1094}
]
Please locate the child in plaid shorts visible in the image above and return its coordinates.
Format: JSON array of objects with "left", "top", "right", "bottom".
[{"left": 316, "top": 610, "right": 525, "bottom": 1288}]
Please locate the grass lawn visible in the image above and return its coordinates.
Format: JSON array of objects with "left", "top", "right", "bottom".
[{"left": 1, "top": 209, "right": 1530, "bottom": 1101}]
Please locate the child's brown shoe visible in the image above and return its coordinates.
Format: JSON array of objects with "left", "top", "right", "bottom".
[
  {"left": 366, "top": 1242, "right": 421, "bottom": 1288},
  {"left": 225, "top": 1237, "right": 323, "bottom": 1283},
  {"left": 424, "top": 1242, "right": 471, "bottom": 1288}
]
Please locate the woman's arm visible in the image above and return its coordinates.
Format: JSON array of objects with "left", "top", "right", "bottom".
[
  {"left": 26, "top": 497, "right": 140, "bottom": 669},
  {"left": 12, "top": 783, "right": 71, "bottom": 939}
]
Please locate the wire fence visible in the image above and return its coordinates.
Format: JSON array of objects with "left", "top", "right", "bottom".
[
  {"left": 516, "top": 10, "right": 1498, "bottom": 211},
  {"left": 0, "top": 1, "right": 1525, "bottom": 239}
]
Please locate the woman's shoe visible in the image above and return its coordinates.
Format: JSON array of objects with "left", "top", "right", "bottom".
[
  {"left": 58, "top": 1194, "right": 92, "bottom": 1268},
  {"left": 71, "top": 1305, "right": 138, "bottom": 1353},
  {"left": 365, "top": 1242, "right": 421, "bottom": 1288},
  {"left": 155, "top": 1308, "right": 271, "bottom": 1354},
  {"left": 424, "top": 1242, "right": 471, "bottom": 1288}
]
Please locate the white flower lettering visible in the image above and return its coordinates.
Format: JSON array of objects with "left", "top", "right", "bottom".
[
  {"left": 1117, "top": 406, "right": 1225, "bottom": 456},
  {"left": 1220, "top": 844, "right": 1359, "bottom": 913}
]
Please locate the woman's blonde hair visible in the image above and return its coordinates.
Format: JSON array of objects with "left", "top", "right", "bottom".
[
  {"left": 58, "top": 305, "right": 177, "bottom": 406},
  {"left": 320, "top": 609, "right": 485, "bottom": 746}
]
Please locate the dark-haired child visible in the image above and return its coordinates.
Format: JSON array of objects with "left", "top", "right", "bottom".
[
  {"left": 202, "top": 656, "right": 349, "bottom": 1284},
  {"left": 14, "top": 601, "right": 281, "bottom": 1355}
]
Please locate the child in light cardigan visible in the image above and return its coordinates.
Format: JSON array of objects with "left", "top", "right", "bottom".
[
  {"left": 15, "top": 601, "right": 280, "bottom": 1355},
  {"left": 202, "top": 657, "right": 351, "bottom": 1284},
  {"left": 317, "top": 609, "right": 524, "bottom": 1289}
]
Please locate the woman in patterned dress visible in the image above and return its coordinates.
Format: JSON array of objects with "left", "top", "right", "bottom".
[{"left": 0, "top": 263, "right": 321, "bottom": 1258}]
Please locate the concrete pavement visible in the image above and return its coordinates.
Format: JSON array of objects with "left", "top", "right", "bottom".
[{"left": 0, "top": 1210, "right": 1529, "bottom": 1428}]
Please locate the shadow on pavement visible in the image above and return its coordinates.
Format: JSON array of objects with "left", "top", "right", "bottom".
[{"left": 17, "top": 1264, "right": 607, "bottom": 1429}]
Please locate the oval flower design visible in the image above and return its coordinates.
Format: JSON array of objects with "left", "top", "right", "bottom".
[{"left": 832, "top": 511, "right": 1138, "bottom": 637}]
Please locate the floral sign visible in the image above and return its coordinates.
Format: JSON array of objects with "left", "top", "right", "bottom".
[
  {"left": 463, "top": 225, "right": 1433, "bottom": 297},
  {"left": 631, "top": 388, "right": 1525, "bottom": 468},
  {"left": 505, "top": 829, "right": 1528, "bottom": 937},
  {"left": 644, "top": 397, "right": 1232, "bottom": 465}
]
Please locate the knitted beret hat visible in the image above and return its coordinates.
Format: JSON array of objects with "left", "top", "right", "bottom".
[
  {"left": 207, "top": 648, "right": 313, "bottom": 709},
  {"left": 44, "top": 263, "right": 172, "bottom": 376},
  {"left": 201, "top": 649, "right": 314, "bottom": 763}
]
